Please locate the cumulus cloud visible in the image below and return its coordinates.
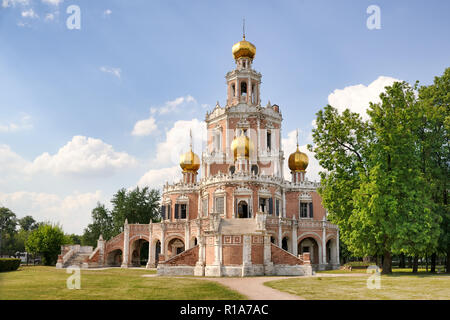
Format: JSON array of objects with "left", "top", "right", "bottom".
[
  {"left": 0, "top": 190, "right": 103, "bottom": 234},
  {"left": 25, "top": 136, "right": 137, "bottom": 176},
  {"left": 131, "top": 116, "right": 157, "bottom": 136},
  {"left": 282, "top": 130, "right": 321, "bottom": 182},
  {"left": 328, "top": 76, "right": 401, "bottom": 120},
  {"left": 136, "top": 118, "right": 206, "bottom": 189},
  {"left": 99, "top": 66, "right": 121, "bottom": 79},
  {"left": 103, "top": 9, "right": 112, "bottom": 16}
]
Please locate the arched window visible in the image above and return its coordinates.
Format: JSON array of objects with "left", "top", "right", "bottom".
[
  {"left": 282, "top": 237, "right": 289, "bottom": 251},
  {"left": 251, "top": 165, "right": 258, "bottom": 175},
  {"left": 240, "top": 81, "right": 247, "bottom": 96}
]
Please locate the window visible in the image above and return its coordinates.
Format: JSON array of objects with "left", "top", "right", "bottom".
[
  {"left": 300, "top": 202, "right": 308, "bottom": 218},
  {"left": 251, "top": 165, "right": 258, "bottom": 175},
  {"left": 259, "top": 197, "right": 267, "bottom": 213},
  {"left": 160, "top": 205, "right": 166, "bottom": 220},
  {"left": 267, "top": 131, "right": 272, "bottom": 151},
  {"left": 202, "top": 198, "right": 208, "bottom": 217},
  {"left": 268, "top": 198, "right": 273, "bottom": 215},
  {"left": 175, "top": 204, "right": 179, "bottom": 219},
  {"left": 167, "top": 204, "right": 171, "bottom": 220},
  {"left": 275, "top": 199, "right": 280, "bottom": 217},
  {"left": 231, "top": 84, "right": 236, "bottom": 97},
  {"left": 229, "top": 165, "right": 235, "bottom": 175},
  {"left": 241, "top": 81, "right": 247, "bottom": 96},
  {"left": 215, "top": 197, "right": 224, "bottom": 214},
  {"left": 180, "top": 204, "right": 187, "bottom": 219}
]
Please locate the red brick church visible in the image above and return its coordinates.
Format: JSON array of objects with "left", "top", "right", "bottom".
[{"left": 57, "top": 35, "right": 340, "bottom": 276}]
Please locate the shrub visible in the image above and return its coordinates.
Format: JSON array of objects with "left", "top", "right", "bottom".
[
  {"left": 344, "top": 261, "right": 374, "bottom": 268},
  {"left": 0, "top": 258, "right": 21, "bottom": 272}
]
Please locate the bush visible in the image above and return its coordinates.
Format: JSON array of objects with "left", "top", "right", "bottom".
[
  {"left": 344, "top": 261, "right": 374, "bottom": 268},
  {"left": 0, "top": 258, "right": 21, "bottom": 272}
]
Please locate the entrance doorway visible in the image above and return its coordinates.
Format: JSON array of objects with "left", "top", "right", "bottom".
[{"left": 237, "top": 200, "right": 249, "bottom": 218}]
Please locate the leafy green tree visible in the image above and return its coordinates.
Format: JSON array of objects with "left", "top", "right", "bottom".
[
  {"left": 82, "top": 203, "right": 114, "bottom": 246},
  {"left": 110, "top": 186, "right": 160, "bottom": 234},
  {"left": 18, "top": 216, "right": 37, "bottom": 231},
  {"left": 310, "top": 80, "right": 442, "bottom": 274},
  {"left": 0, "top": 207, "right": 18, "bottom": 256},
  {"left": 26, "top": 223, "right": 67, "bottom": 265},
  {"left": 417, "top": 67, "right": 450, "bottom": 273}
]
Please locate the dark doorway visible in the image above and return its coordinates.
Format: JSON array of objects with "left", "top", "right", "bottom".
[
  {"left": 282, "top": 237, "right": 288, "bottom": 251},
  {"left": 237, "top": 200, "right": 249, "bottom": 218}
]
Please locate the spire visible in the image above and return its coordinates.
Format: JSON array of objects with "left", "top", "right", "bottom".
[
  {"left": 296, "top": 128, "right": 299, "bottom": 149},
  {"left": 243, "top": 18, "right": 246, "bottom": 40},
  {"left": 189, "top": 128, "right": 193, "bottom": 150}
]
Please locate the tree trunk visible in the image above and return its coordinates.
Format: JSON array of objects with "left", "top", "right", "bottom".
[
  {"left": 408, "top": 256, "right": 412, "bottom": 268},
  {"left": 412, "top": 256, "right": 419, "bottom": 273},
  {"left": 381, "top": 251, "right": 392, "bottom": 274},
  {"left": 430, "top": 253, "right": 436, "bottom": 273},
  {"left": 399, "top": 253, "right": 406, "bottom": 268}
]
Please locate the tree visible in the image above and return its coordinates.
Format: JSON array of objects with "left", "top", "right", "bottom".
[
  {"left": 310, "top": 80, "right": 442, "bottom": 274},
  {"left": 417, "top": 67, "right": 450, "bottom": 273},
  {"left": 0, "top": 207, "right": 18, "bottom": 256},
  {"left": 26, "top": 223, "right": 67, "bottom": 265},
  {"left": 110, "top": 186, "right": 160, "bottom": 234},
  {"left": 18, "top": 216, "right": 37, "bottom": 231},
  {"left": 82, "top": 203, "right": 114, "bottom": 247}
]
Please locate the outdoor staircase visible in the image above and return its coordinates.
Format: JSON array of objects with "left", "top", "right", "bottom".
[{"left": 63, "top": 252, "right": 91, "bottom": 268}]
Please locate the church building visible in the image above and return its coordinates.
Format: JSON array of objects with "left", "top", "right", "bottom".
[{"left": 57, "top": 34, "right": 340, "bottom": 276}]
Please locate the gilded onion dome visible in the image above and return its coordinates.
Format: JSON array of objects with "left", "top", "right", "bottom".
[
  {"left": 288, "top": 146, "right": 309, "bottom": 172},
  {"left": 232, "top": 35, "right": 256, "bottom": 61},
  {"left": 231, "top": 131, "right": 253, "bottom": 160},
  {"left": 180, "top": 149, "right": 200, "bottom": 173}
]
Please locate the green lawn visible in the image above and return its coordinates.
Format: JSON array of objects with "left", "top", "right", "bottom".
[
  {"left": 265, "top": 269, "right": 450, "bottom": 300},
  {"left": 0, "top": 266, "right": 245, "bottom": 300}
]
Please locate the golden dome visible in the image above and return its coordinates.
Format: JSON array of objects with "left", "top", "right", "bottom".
[
  {"left": 288, "top": 147, "right": 309, "bottom": 172},
  {"left": 232, "top": 36, "right": 256, "bottom": 61},
  {"left": 180, "top": 149, "right": 200, "bottom": 173},
  {"left": 231, "top": 131, "right": 253, "bottom": 160}
]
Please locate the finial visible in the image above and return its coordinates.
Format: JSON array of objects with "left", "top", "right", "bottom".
[
  {"left": 296, "top": 129, "right": 299, "bottom": 149},
  {"left": 243, "top": 18, "right": 245, "bottom": 40},
  {"left": 189, "top": 128, "right": 193, "bottom": 150}
]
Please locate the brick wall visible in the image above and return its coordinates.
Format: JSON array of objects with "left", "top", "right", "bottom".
[
  {"left": 162, "top": 245, "right": 199, "bottom": 266},
  {"left": 271, "top": 243, "right": 302, "bottom": 266}
]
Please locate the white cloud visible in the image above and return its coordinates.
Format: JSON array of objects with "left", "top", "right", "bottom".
[
  {"left": 25, "top": 136, "right": 137, "bottom": 176},
  {"left": 136, "top": 118, "right": 206, "bottom": 188},
  {"left": 131, "top": 116, "right": 157, "bottom": 136},
  {"left": 2, "top": 0, "right": 29, "bottom": 8},
  {"left": 44, "top": 13, "right": 54, "bottom": 21},
  {"left": 21, "top": 8, "right": 38, "bottom": 19},
  {"left": 41, "top": 0, "right": 62, "bottom": 6},
  {"left": 328, "top": 76, "right": 401, "bottom": 120},
  {"left": 282, "top": 130, "right": 321, "bottom": 182},
  {"left": 103, "top": 9, "right": 112, "bottom": 16},
  {"left": 157, "top": 95, "right": 197, "bottom": 115},
  {"left": 0, "top": 113, "right": 33, "bottom": 133},
  {"left": 137, "top": 166, "right": 181, "bottom": 190},
  {"left": 99, "top": 66, "right": 121, "bottom": 79},
  {"left": 0, "top": 190, "right": 103, "bottom": 234}
]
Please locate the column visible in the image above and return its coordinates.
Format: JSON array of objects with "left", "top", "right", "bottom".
[
  {"left": 336, "top": 228, "right": 340, "bottom": 266},
  {"left": 322, "top": 219, "right": 326, "bottom": 266},
  {"left": 185, "top": 221, "right": 190, "bottom": 249},
  {"left": 121, "top": 219, "right": 129, "bottom": 268},
  {"left": 257, "top": 118, "right": 261, "bottom": 156},
  {"left": 282, "top": 190, "right": 286, "bottom": 218},
  {"left": 160, "top": 223, "right": 166, "bottom": 257},
  {"left": 242, "top": 235, "right": 252, "bottom": 276},
  {"left": 292, "top": 218, "right": 298, "bottom": 256},
  {"left": 278, "top": 218, "right": 282, "bottom": 247},
  {"left": 146, "top": 222, "right": 153, "bottom": 268}
]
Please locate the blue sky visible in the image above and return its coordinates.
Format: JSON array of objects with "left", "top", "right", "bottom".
[{"left": 0, "top": 0, "right": 449, "bottom": 234}]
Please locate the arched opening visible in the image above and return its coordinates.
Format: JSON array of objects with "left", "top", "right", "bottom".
[
  {"left": 282, "top": 237, "right": 289, "bottom": 251},
  {"left": 326, "top": 238, "right": 337, "bottom": 266},
  {"left": 190, "top": 236, "right": 198, "bottom": 248},
  {"left": 237, "top": 200, "right": 249, "bottom": 218},
  {"left": 251, "top": 165, "right": 258, "bottom": 175},
  {"left": 167, "top": 238, "right": 185, "bottom": 258},
  {"left": 240, "top": 81, "right": 247, "bottom": 96},
  {"left": 130, "top": 238, "right": 149, "bottom": 267},
  {"left": 229, "top": 165, "right": 235, "bottom": 175},
  {"left": 298, "top": 237, "right": 320, "bottom": 265},
  {"left": 106, "top": 249, "right": 122, "bottom": 267}
]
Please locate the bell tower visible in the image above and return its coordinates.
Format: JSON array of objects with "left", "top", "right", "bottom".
[{"left": 226, "top": 25, "right": 261, "bottom": 107}]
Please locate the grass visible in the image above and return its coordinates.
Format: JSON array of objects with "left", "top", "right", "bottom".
[
  {"left": 0, "top": 266, "right": 245, "bottom": 300},
  {"left": 265, "top": 268, "right": 450, "bottom": 300}
]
